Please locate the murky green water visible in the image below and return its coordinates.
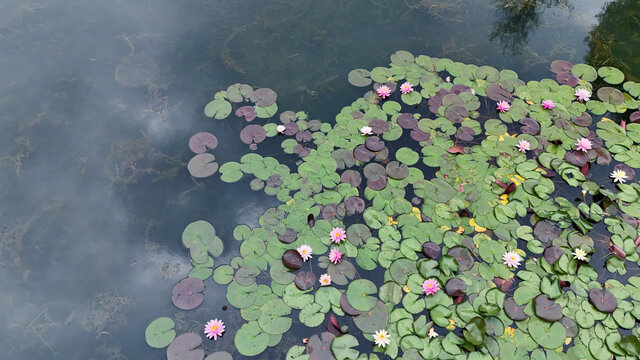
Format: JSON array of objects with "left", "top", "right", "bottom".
[{"left": 0, "top": 0, "right": 637, "bottom": 358}]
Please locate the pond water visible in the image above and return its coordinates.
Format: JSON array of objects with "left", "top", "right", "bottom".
[{"left": 0, "top": 0, "right": 638, "bottom": 358}]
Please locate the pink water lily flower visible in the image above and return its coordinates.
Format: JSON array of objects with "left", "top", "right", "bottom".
[
  {"left": 542, "top": 100, "right": 555, "bottom": 110},
  {"left": 516, "top": 140, "right": 530, "bottom": 153},
  {"left": 204, "top": 319, "right": 225, "bottom": 340},
  {"left": 376, "top": 85, "right": 391, "bottom": 99},
  {"left": 330, "top": 227, "right": 346, "bottom": 244},
  {"left": 422, "top": 278, "right": 440, "bottom": 296},
  {"left": 319, "top": 273, "right": 332, "bottom": 286},
  {"left": 496, "top": 101, "right": 510, "bottom": 112},
  {"left": 400, "top": 82, "right": 414, "bottom": 94},
  {"left": 574, "top": 88, "right": 591, "bottom": 102},
  {"left": 502, "top": 251, "right": 522, "bottom": 268},
  {"left": 575, "top": 137, "right": 592, "bottom": 152},
  {"left": 329, "top": 248, "right": 343, "bottom": 264}
]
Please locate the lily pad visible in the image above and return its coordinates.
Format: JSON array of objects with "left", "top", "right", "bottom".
[
  {"left": 331, "top": 334, "right": 359, "bottom": 360},
  {"left": 234, "top": 321, "right": 269, "bottom": 356},
  {"left": 167, "top": 333, "right": 205, "bottom": 360},
  {"left": 145, "top": 317, "right": 176, "bottom": 349},
  {"left": 445, "top": 278, "right": 467, "bottom": 297},
  {"left": 422, "top": 242, "right": 440, "bottom": 259},
  {"left": 204, "top": 99, "right": 232, "bottom": 120},
  {"left": 294, "top": 271, "right": 316, "bottom": 291},
  {"left": 346, "top": 279, "right": 378, "bottom": 312},
  {"left": 565, "top": 151, "right": 589, "bottom": 167},
  {"left": 344, "top": 197, "right": 365, "bottom": 216},
  {"left": 519, "top": 118, "right": 540, "bottom": 135},
  {"left": 533, "top": 220, "right": 561, "bottom": 243},
  {"left": 534, "top": 294, "right": 563, "bottom": 322},
  {"left": 504, "top": 297, "right": 529, "bottom": 321},
  {"left": 235, "top": 105, "right": 258, "bottom": 122},
  {"left": 353, "top": 300, "right": 389, "bottom": 333},
  {"left": 528, "top": 316, "right": 566, "bottom": 349},
  {"left": 240, "top": 125, "right": 267, "bottom": 145},
  {"left": 367, "top": 175, "right": 387, "bottom": 191},
  {"left": 340, "top": 170, "right": 361, "bottom": 187},
  {"left": 189, "top": 132, "right": 219, "bottom": 153},
  {"left": 369, "top": 119, "right": 389, "bottom": 134},
  {"left": 386, "top": 161, "right": 408, "bottom": 180},
  {"left": 307, "top": 332, "right": 336, "bottom": 360},
  {"left": 613, "top": 163, "right": 635, "bottom": 181},
  {"left": 250, "top": 88, "right": 277, "bottom": 107},
  {"left": 348, "top": 69, "right": 372, "bottom": 87},
  {"left": 597, "top": 86, "right": 625, "bottom": 105},
  {"left": 365, "top": 136, "right": 385, "bottom": 152},
  {"left": 588, "top": 288, "right": 618, "bottom": 313},
  {"left": 203, "top": 352, "right": 233, "bottom": 360},
  {"left": 447, "top": 246, "right": 474, "bottom": 271},
  {"left": 172, "top": 278, "right": 205, "bottom": 310},
  {"left": 353, "top": 145, "right": 375, "bottom": 163},
  {"left": 543, "top": 246, "right": 564, "bottom": 265},
  {"left": 397, "top": 113, "right": 418, "bottom": 129},
  {"left": 188, "top": 153, "right": 219, "bottom": 178},
  {"left": 282, "top": 249, "right": 304, "bottom": 269}
]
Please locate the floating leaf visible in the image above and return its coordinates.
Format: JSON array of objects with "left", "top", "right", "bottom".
[
  {"left": 234, "top": 321, "right": 269, "bottom": 356},
  {"left": 250, "top": 88, "right": 277, "bottom": 107},
  {"left": 365, "top": 136, "right": 385, "bottom": 152},
  {"left": 504, "top": 297, "right": 529, "bottom": 321},
  {"left": 340, "top": 170, "right": 361, "bottom": 187},
  {"left": 340, "top": 292, "right": 361, "bottom": 316},
  {"left": 204, "top": 99, "right": 232, "bottom": 120},
  {"left": 353, "top": 300, "right": 389, "bottom": 333},
  {"left": 543, "top": 246, "right": 564, "bottom": 265},
  {"left": 533, "top": 220, "right": 561, "bottom": 243},
  {"left": 348, "top": 69, "right": 372, "bottom": 87},
  {"left": 235, "top": 105, "right": 258, "bottom": 122},
  {"left": 346, "top": 279, "right": 378, "bottom": 312},
  {"left": 146, "top": 317, "right": 176, "bottom": 349},
  {"left": 353, "top": 145, "right": 375, "bottom": 163},
  {"left": 445, "top": 278, "right": 467, "bottom": 297},
  {"left": 188, "top": 153, "right": 219, "bottom": 178},
  {"left": 396, "top": 147, "right": 419, "bottom": 165},
  {"left": 386, "top": 161, "right": 409, "bottom": 180},
  {"left": 307, "top": 332, "right": 336, "bottom": 360},
  {"left": 447, "top": 246, "right": 474, "bottom": 271},
  {"left": 167, "top": 333, "right": 205, "bottom": 360},
  {"left": 172, "top": 278, "right": 205, "bottom": 310},
  {"left": 282, "top": 249, "right": 303, "bottom": 269},
  {"left": 240, "top": 125, "right": 267, "bottom": 145},
  {"left": 528, "top": 316, "right": 566, "bottom": 349},
  {"left": 397, "top": 113, "right": 418, "bottom": 129},
  {"left": 598, "top": 66, "right": 624, "bottom": 84},
  {"left": 588, "top": 288, "right": 618, "bottom": 313},
  {"left": 189, "top": 132, "right": 219, "bottom": 153},
  {"left": 519, "top": 118, "right": 540, "bottom": 135},
  {"left": 534, "top": 295, "right": 562, "bottom": 322},
  {"left": 597, "top": 86, "right": 625, "bottom": 105},
  {"left": 422, "top": 242, "right": 441, "bottom": 259},
  {"left": 294, "top": 271, "right": 316, "bottom": 291},
  {"left": 344, "top": 197, "right": 365, "bottom": 216},
  {"left": 331, "top": 334, "right": 359, "bottom": 360}
]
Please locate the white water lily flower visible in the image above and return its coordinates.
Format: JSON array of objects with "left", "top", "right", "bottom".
[
  {"left": 502, "top": 251, "right": 523, "bottom": 268},
  {"left": 360, "top": 126, "right": 373, "bottom": 135},
  {"left": 572, "top": 248, "right": 588, "bottom": 261},
  {"left": 610, "top": 169, "right": 627, "bottom": 183},
  {"left": 373, "top": 329, "right": 391, "bottom": 347},
  {"left": 428, "top": 327, "right": 438, "bottom": 339}
]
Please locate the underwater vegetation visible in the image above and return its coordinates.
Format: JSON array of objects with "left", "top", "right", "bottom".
[{"left": 147, "top": 50, "right": 640, "bottom": 359}]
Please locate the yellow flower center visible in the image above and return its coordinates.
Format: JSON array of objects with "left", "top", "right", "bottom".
[
  {"left": 380, "top": 334, "right": 385, "bottom": 339},
  {"left": 212, "top": 325, "right": 217, "bottom": 330},
  {"left": 427, "top": 284, "right": 432, "bottom": 288}
]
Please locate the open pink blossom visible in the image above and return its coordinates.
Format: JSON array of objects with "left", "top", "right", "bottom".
[
  {"left": 516, "top": 140, "right": 530, "bottom": 153},
  {"left": 496, "top": 101, "right": 510, "bottom": 112},
  {"left": 376, "top": 85, "right": 391, "bottom": 99},
  {"left": 542, "top": 100, "right": 555, "bottom": 110},
  {"left": 297, "top": 244, "right": 312, "bottom": 261},
  {"left": 204, "top": 319, "right": 225, "bottom": 340},
  {"left": 400, "top": 82, "right": 414, "bottom": 94},
  {"left": 422, "top": 278, "right": 440, "bottom": 296},
  {"left": 574, "top": 88, "right": 591, "bottom": 102},
  {"left": 329, "top": 248, "right": 343, "bottom": 264},
  {"left": 330, "top": 227, "right": 346, "bottom": 244},
  {"left": 319, "top": 273, "right": 332, "bottom": 286},
  {"left": 575, "top": 137, "right": 592, "bottom": 152},
  {"left": 277, "top": 125, "right": 286, "bottom": 134}
]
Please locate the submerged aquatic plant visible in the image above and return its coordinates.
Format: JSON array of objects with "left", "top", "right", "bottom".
[{"left": 149, "top": 51, "right": 640, "bottom": 360}]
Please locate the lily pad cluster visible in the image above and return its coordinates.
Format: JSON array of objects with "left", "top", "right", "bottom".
[{"left": 149, "top": 51, "right": 640, "bottom": 359}]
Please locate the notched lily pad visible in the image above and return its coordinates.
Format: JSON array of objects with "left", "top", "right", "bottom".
[
  {"left": 445, "top": 278, "right": 467, "bottom": 297},
  {"left": 278, "top": 229, "right": 297, "bottom": 244},
  {"left": 172, "top": 278, "right": 205, "bottom": 310},
  {"left": 189, "top": 132, "right": 218, "bottom": 153},
  {"left": 534, "top": 220, "right": 561, "bottom": 243},
  {"left": 167, "top": 333, "right": 204, "bottom": 360},
  {"left": 397, "top": 113, "right": 418, "bottom": 129},
  {"left": 340, "top": 292, "right": 361, "bottom": 316},
  {"left": 250, "top": 88, "right": 277, "bottom": 107},
  {"left": 353, "top": 145, "right": 375, "bottom": 163},
  {"left": 307, "top": 332, "right": 336, "bottom": 360},
  {"left": 295, "top": 271, "right": 316, "bottom": 291},
  {"left": 340, "top": 170, "right": 362, "bottom": 187},
  {"left": 504, "top": 297, "right": 529, "bottom": 321},
  {"left": 588, "top": 288, "right": 618, "bottom": 313},
  {"left": 519, "top": 118, "right": 540, "bottom": 135},
  {"left": 282, "top": 249, "right": 303, "bottom": 269},
  {"left": 386, "top": 161, "right": 409, "bottom": 179},
  {"left": 422, "top": 242, "right": 441, "bottom": 259},
  {"left": 365, "top": 136, "right": 385, "bottom": 152},
  {"left": 188, "top": 153, "right": 219, "bottom": 178},
  {"left": 235, "top": 105, "right": 258, "bottom": 122},
  {"left": 565, "top": 151, "right": 589, "bottom": 167},
  {"left": 543, "top": 246, "right": 564, "bottom": 265},
  {"left": 447, "top": 246, "right": 474, "bottom": 271},
  {"left": 534, "top": 294, "right": 563, "bottom": 322},
  {"left": 240, "top": 125, "right": 267, "bottom": 145},
  {"left": 344, "top": 197, "right": 365, "bottom": 216}
]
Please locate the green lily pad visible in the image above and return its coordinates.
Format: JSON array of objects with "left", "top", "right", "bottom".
[
  {"left": 528, "top": 316, "right": 566, "bottom": 349},
  {"left": 145, "top": 317, "right": 176, "bottom": 349},
  {"left": 204, "top": 99, "right": 232, "bottom": 119},
  {"left": 331, "top": 334, "right": 359, "bottom": 360},
  {"left": 234, "top": 321, "right": 270, "bottom": 357},
  {"left": 353, "top": 300, "right": 389, "bottom": 333},
  {"left": 346, "top": 279, "right": 378, "bottom": 312}
]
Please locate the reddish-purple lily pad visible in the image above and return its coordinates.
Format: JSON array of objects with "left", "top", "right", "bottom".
[
  {"left": 322, "top": 203, "right": 344, "bottom": 221},
  {"left": 588, "top": 288, "right": 618, "bottom": 313},
  {"left": 296, "top": 130, "right": 312, "bottom": 143},
  {"left": 308, "top": 214, "right": 315, "bottom": 227},
  {"left": 340, "top": 292, "right": 361, "bottom": 316},
  {"left": 235, "top": 106, "right": 258, "bottom": 122},
  {"left": 280, "top": 111, "right": 297, "bottom": 123},
  {"left": 422, "top": 242, "right": 440, "bottom": 259},
  {"left": 556, "top": 71, "right": 579, "bottom": 86},
  {"left": 445, "top": 278, "right": 467, "bottom": 297},
  {"left": 374, "top": 147, "right": 389, "bottom": 162},
  {"left": 326, "top": 314, "right": 343, "bottom": 336},
  {"left": 410, "top": 129, "right": 430, "bottom": 142},
  {"left": 397, "top": 113, "right": 417, "bottom": 129},
  {"left": 565, "top": 151, "right": 589, "bottom": 167},
  {"left": 294, "top": 144, "right": 311, "bottom": 158},
  {"left": 295, "top": 271, "right": 316, "bottom": 291},
  {"left": 455, "top": 126, "right": 476, "bottom": 141},
  {"left": 386, "top": 161, "right": 409, "bottom": 179},
  {"left": 167, "top": 333, "right": 205, "bottom": 360},
  {"left": 447, "top": 246, "right": 474, "bottom": 271},
  {"left": 367, "top": 175, "right": 387, "bottom": 191},
  {"left": 340, "top": 170, "right": 362, "bottom": 187},
  {"left": 504, "top": 297, "right": 529, "bottom": 321},
  {"left": 571, "top": 112, "right": 593, "bottom": 127},
  {"left": 534, "top": 220, "right": 561, "bottom": 243},
  {"left": 172, "top": 278, "right": 205, "bottom": 310},
  {"left": 344, "top": 197, "right": 365, "bottom": 216},
  {"left": 519, "top": 118, "right": 540, "bottom": 135},
  {"left": 534, "top": 295, "right": 563, "bottom": 322},
  {"left": 189, "top": 132, "right": 219, "bottom": 153},
  {"left": 631, "top": 111, "right": 640, "bottom": 123},
  {"left": 266, "top": 174, "right": 283, "bottom": 188},
  {"left": 543, "top": 246, "right": 564, "bottom": 265},
  {"left": 369, "top": 119, "right": 389, "bottom": 134},
  {"left": 249, "top": 88, "right": 277, "bottom": 107},
  {"left": 240, "top": 125, "right": 266, "bottom": 145},
  {"left": 550, "top": 60, "right": 573, "bottom": 73},
  {"left": 492, "top": 277, "right": 514, "bottom": 292},
  {"left": 187, "top": 154, "right": 219, "bottom": 178},
  {"left": 284, "top": 122, "right": 300, "bottom": 136},
  {"left": 365, "top": 136, "right": 385, "bottom": 152},
  {"left": 363, "top": 163, "right": 386, "bottom": 179},
  {"left": 282, "top": 249, "right": 303, "bottom": 269},
  {"left": 445, "top": 105, "right": 469, "bottom": 123},
  {"left": 278, "top": 229, "right": 297, "bottom": 244},
  {"left": 486, "top": 84, "right": 513, "bottom": 102},
  {"left": 353, "top": 145, "right": 375, "bottom": 163},
  {"left": 307, "top": 332, "right": 336, "bottom": 360}
]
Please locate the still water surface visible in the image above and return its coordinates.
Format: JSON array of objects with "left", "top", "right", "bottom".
[{"left": 0, "top": 0, "right": 636, "bottom": 358}]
